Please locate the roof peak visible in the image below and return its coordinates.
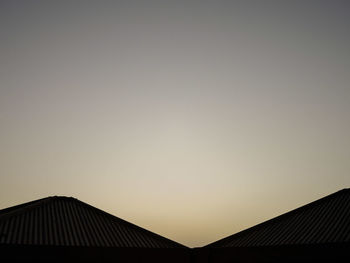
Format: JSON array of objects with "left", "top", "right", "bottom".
[
  {"left": 0, "top": 195, "right": 186, "bottom": 248},
  {"left": 49, "top": 195, "right": 77, "bottom": 200}
]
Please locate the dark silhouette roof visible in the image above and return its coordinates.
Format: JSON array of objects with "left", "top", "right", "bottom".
[
  {"left": 0, "top": 196, "right": 186, "bottom": 248},
  {"left": 207, "top": 188, "right": 350, "bottom": 248}
]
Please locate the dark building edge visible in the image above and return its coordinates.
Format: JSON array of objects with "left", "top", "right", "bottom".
[
  {"left": 67, "top": 196, "right": 188, "bottom": 248},
  {"left": 205, "top": 188, "right": 350, "bottom": 248},
  {"left": 1, "top": 189, "right": 350, "bottom": 262},
  {"left": 0, "top": 196, "right": 187, "bottom": 249}
]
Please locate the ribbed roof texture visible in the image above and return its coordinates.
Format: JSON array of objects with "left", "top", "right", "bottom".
[
  {"left": 208, "top": 188, "right": 350, "bottom": 248},
  {"left": 0, "top": 196, "right": 185, "bottom": 248}
]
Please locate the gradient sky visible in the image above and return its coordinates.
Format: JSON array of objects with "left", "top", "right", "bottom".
[{"left": 1, "top": 0, "right": 349, "bottom": 247}]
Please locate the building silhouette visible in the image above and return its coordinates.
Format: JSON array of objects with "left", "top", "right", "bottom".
[
  {"left": 0, "top": 196, "right": 190, "bottom": 262},
  {"left": 1, "top": 189, "right": 349, "bottom": 262},
  {"left": 197, "top": 188, "right": 350, "bottom": 262}
]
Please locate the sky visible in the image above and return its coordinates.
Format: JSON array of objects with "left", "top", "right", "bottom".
[{"left": 0, "top": 0, "right": 349, "bottom": 247}]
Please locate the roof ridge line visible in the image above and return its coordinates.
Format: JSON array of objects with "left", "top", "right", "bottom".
[
  {"left": 0, "top": 196, "right": 55, "bottom": 221},
  {"left": 205, "top": 188, "right": 349, "bottom": 247},
  {"left": 72, "top": 198, "right": 188, "bottom": 248}
]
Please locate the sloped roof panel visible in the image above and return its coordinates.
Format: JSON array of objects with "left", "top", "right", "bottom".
[
  {"left": 0, "top": 196, "right": 186, "bottom": 248},
  {"left": 207, "top": 188, "right": 350, "bottom": 247}
]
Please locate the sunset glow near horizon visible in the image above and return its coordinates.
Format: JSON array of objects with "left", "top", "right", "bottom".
[{"left": 1, "top": 0, "right": 350, "bottom": 247}]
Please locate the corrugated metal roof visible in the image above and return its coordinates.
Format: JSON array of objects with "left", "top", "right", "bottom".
[
  {"left": 207, "top": 188, "right": 350, "bottom": 248},
  {"left": 0, "top": 196, "right": 186, "bottom": 248}
]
